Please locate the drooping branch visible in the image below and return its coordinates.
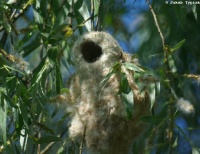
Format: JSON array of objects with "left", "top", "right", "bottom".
[{"left": 146, "top": 1, "right": 175, "bottom": 153}]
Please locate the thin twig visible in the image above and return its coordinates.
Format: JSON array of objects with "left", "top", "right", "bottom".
[
  {"left": 79, "top": 123, "right": 87, "bottom": 154},
  {"left": 91, "top": 0, "right": 95, "bottom": 30},
  {"left": 40, "top": 142, "right": 54, "bottom": 154},
  {"left": 73, "top": 15, "right": 97, "bottom": 32},
  {"left": 10, "top": 9, "right": 17, "bottom": 21},
  {"left": 146, "top": 0, "right": 165, "bottom": 49},
  {"left": 146, "top": 1, "right": 175, "bottom": 153}
]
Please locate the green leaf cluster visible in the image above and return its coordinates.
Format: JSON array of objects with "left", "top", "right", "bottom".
[{"left": 0, "top": 0, "right": 102, "bottom": 153}]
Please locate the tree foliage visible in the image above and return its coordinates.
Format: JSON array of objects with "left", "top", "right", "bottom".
[{"left": 0, "top": 0, "right": 200, "bottom": 153}]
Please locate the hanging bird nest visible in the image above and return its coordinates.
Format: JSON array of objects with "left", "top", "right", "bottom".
[{"left": 61, "top": 31, "right": 151, "bottom": 154}]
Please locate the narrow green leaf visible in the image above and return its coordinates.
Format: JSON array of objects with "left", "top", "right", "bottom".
[
  {"left": 2, "top": 65, "right": 24, "bottom": 75},
  {"left": 55, "top": 62, "right": 63, "bottom": 94},
  {"left": 74, "top": 0, "right": 83, "bottom": 10},
  {"left": 51, "top": 0, "right": 61, "bottom": 16},
  {"left": 192, "top": 5, "right": 197, "bottom": 21},
  {"left": 100, "top": 70, "right": 115, "bottom": 85},
  {"left": 16, "top": 80, "right": 31, "bottom": 102},
  {"left": 53, "top": 3, "right": 70, "bottom": 28},
  {"left": 15, "top": 111, "right": 24, "bottom": 134},
  {"left": 170, "top": 39, "right": 186, "bottom": 52},
  {"left": 167, "top": 54, "right": 177, "bottom": 73},
  {"left": 96, "top": 0, "right": 104, "bottom": 30},
  {"left": 40, "top": 0, "right": 49, "bottom": 19},
  {"left": 142, "top": 67, "right": 161, "bottom": 80},
  {"left": 40, "top": 32, "right": 49, "bottom": 38},
  {"left": 31, "top": 57, "right": 47, "bottom": 86},
  {"left": 6, "top": 76, "right": 17, "bottom": 94},
  {"left": 155, "top": 82, "right": 160, "bottom": 95},
  {"left": 119, "top": 73, "right": 131, "bottom": 94},
  {"left": 74, "top": 9, "right": 85, "bottom": 34},
  {"left": 122, "top": 62, "right": 144, "bottom": 73},
  {"left": 172, "top": 137, "right": 178, "bottom": 148},
  {"left": 58, "top": 112, "right": 71, "bottom": 126},
  {"left": 57, "top": 146, "right": 65, "bottom": 154},
  {"left": 22, "top": 41, "right": 41, "bottom": 57},
  {"left": 94, "top": 0, "right": 100, "bottom": 16},
  {"left": 40, "top": 68, "right": 50, "bottom": 96},
  {"left": 149, "top": 83, "right": 156, "bottom": 110},
  {"left": 47, "top": 47, "right": 58, "bottom": 63},
  {"left": 0, "top": 94, "right": 7, "bottom": 146},
  {"left": 2, "top": 92, "right": 18, "bottom": 108},
  {"left": 36, "top": 136, "right": 62, "bottom": 144},
  {"left": 3, "top": 14, "right": 11, "bottom": 33},
  {"left": 18, "top": 101, "right": 29, "bottom": 129},
  {"left": 33, "top": 122, "right": 55, "bottom": 134},
  {"left": 33, "top": 9, "right": 44, "bottom": 24},
  {"left": 76, "top": 0, "right": 91, "bottom": 31},
  {"left": 30, "top": 57, "right": 48, "bottom": 96},
  {"left": 17, "top": 30, "right": 39, "bottom": 51},
  {"left": 101, "top": 62, "right": 120, "bottom": 85},
  {"left": 121, "top": 91, "right": 134, "bottom": 119}
]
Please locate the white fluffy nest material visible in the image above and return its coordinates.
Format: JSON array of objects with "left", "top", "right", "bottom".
[{"left": 64, "top": 31, "right": 150, "bottom": 154}]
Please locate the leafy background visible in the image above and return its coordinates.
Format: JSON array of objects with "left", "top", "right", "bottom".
[{"left": 0, "top": 0, "right": 200, "bottom": 153}]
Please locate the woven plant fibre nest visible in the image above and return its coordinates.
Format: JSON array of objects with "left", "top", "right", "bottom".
[{"left": 63, "top": 31, "right": 150, "bottom": 154}]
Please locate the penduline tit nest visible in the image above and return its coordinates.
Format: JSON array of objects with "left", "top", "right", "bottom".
[{"left": 60, "top": 31, "right": 150, "bottom": 154}]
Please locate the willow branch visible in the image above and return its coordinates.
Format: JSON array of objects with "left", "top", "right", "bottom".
[
  {"left": 146, "top": 0, "right": 165, "bottom": 49},
  {"left": 146, "top": 1, "right": 175, "bottom": 153}
]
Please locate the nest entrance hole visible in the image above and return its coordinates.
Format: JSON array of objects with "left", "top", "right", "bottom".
[{"left": 81, "top": 41, "right": 103, "bottom": 63}]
